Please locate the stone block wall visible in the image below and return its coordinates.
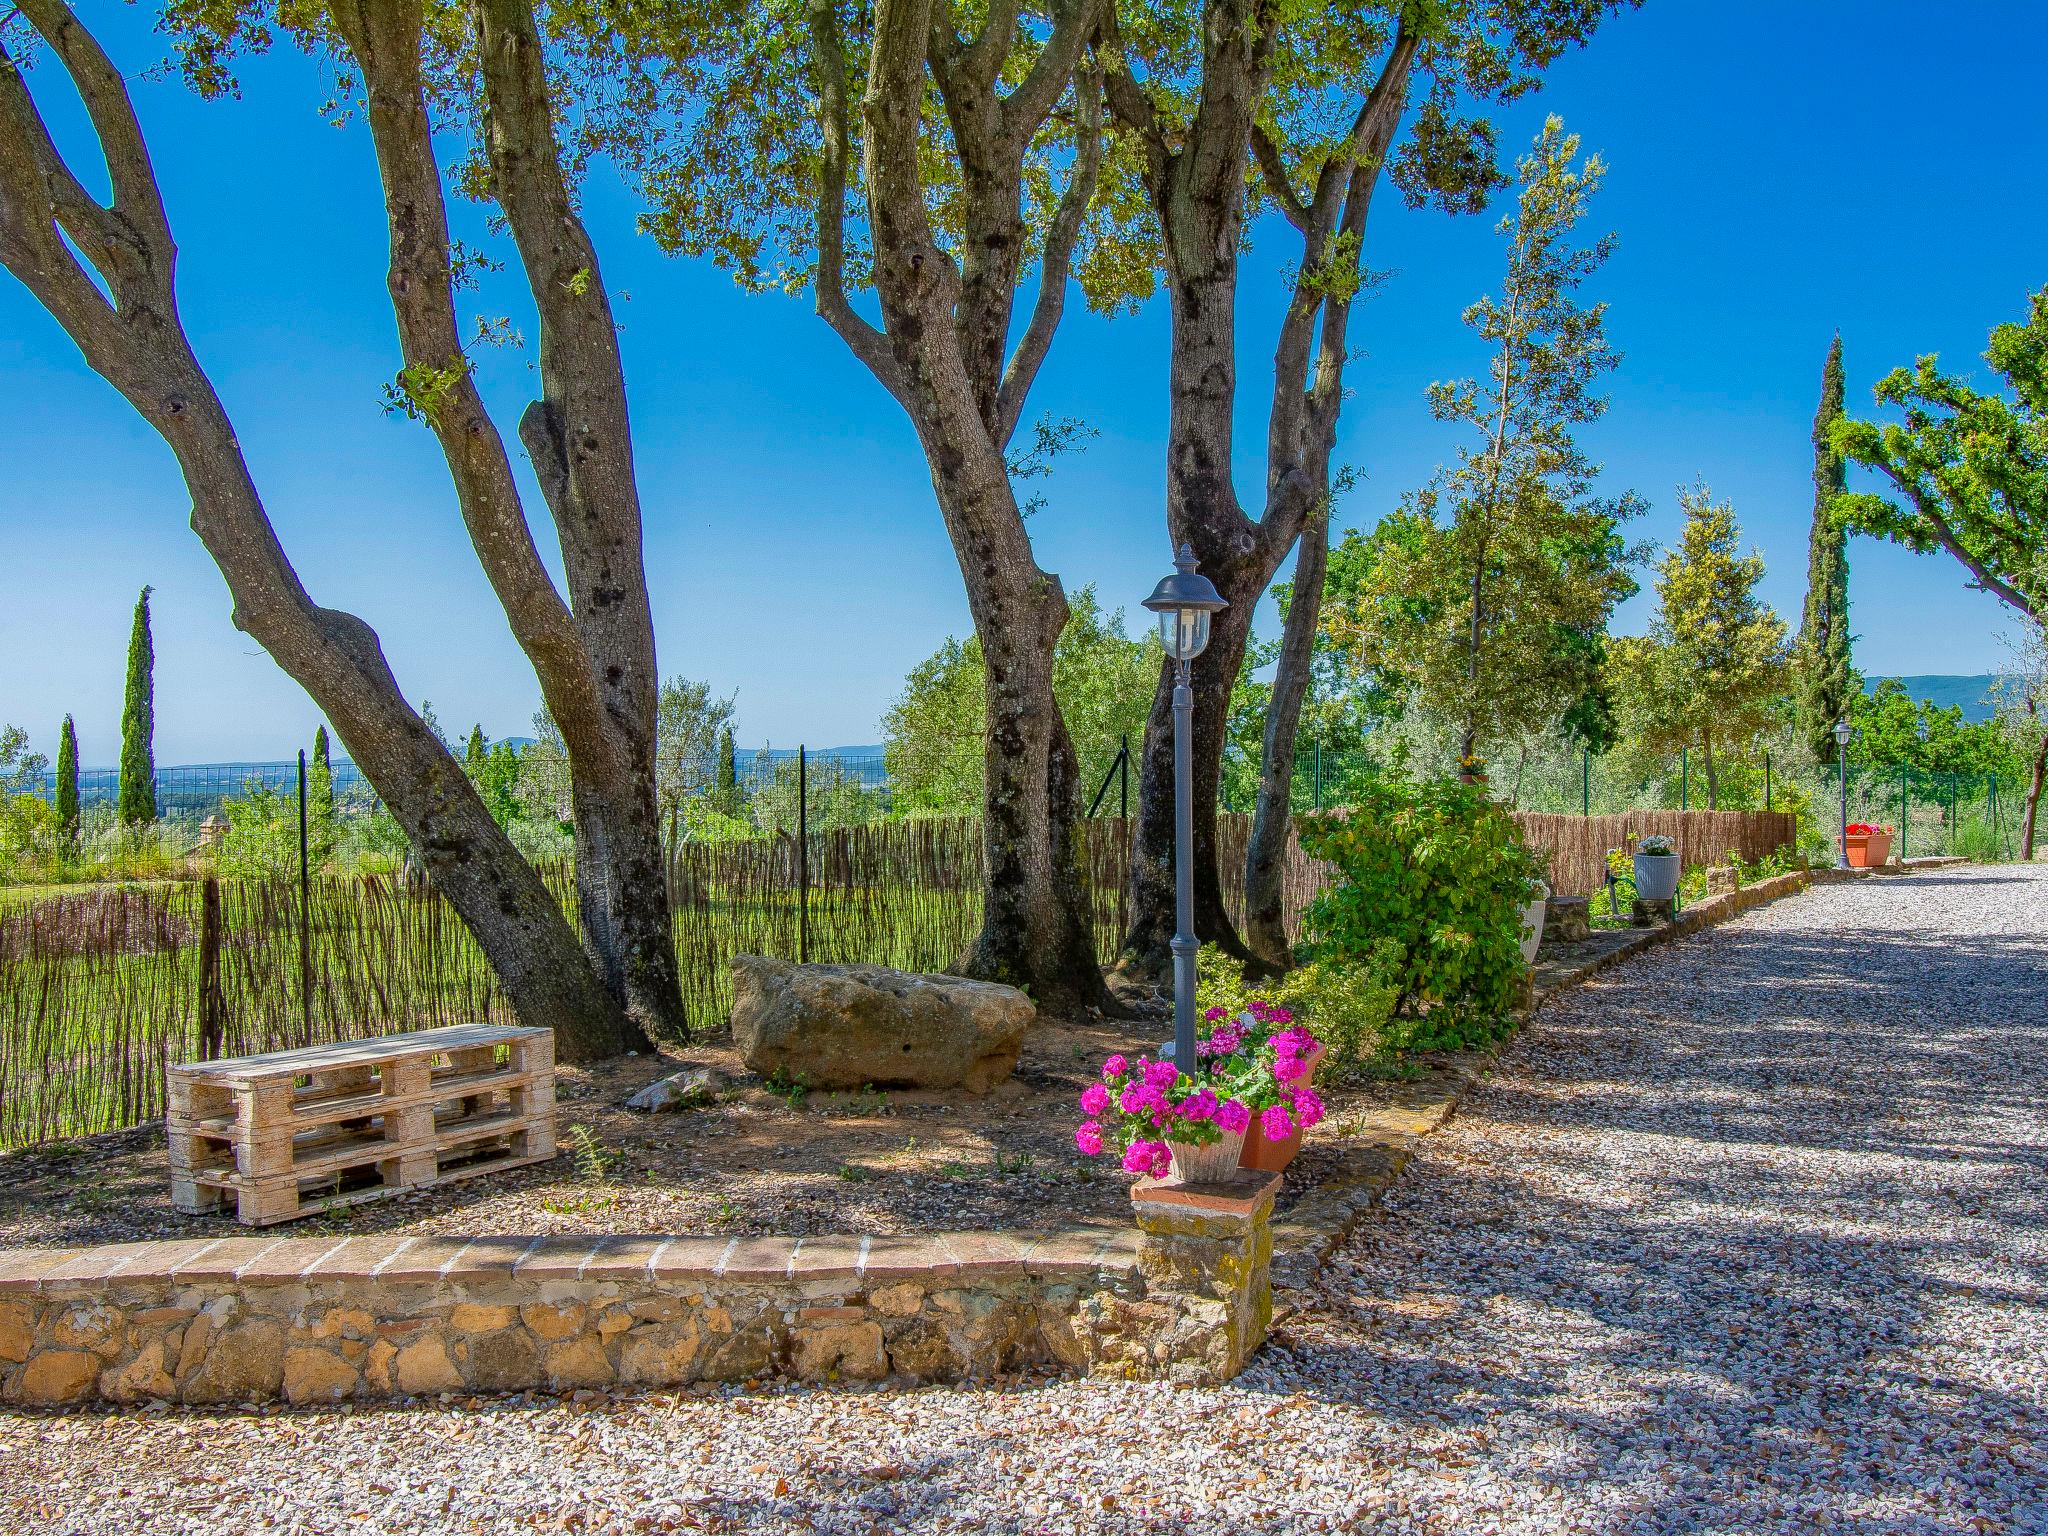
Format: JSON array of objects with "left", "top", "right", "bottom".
[{"left": 0, "top": 1180, "right": 1284, "bottom": 1408}]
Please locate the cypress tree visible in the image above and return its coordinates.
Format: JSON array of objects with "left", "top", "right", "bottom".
[
  {"left": 1797, "top": 336, "right": 1855, "bottom": 764},
  {"left": 55, "top": 715, "right": 80, "bottom": 841},
  {"left": 715, "top": 725, "right": 739, "bottom": 814},
  {"left": 117, "top": 586, "right": 157, "bottom": 824},
  {"left": 310, "top": 725, "right": 336, "bottom": 824},
  {"left": 464, "top": 725, "right": 487, "bottom": 773}
]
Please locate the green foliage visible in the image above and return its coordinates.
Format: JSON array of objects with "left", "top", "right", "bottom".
[
  {"left": 1831, "top": 284, "right": 2048, "bottom": 627},
  {"left": 459, "top": 729, "right": 524, "bottom": 830},
  {"left": 1272, "top": 948, "right": 1403, "bottom": 1081},
  {"left": 1851, "top": 679, "right": 2017, "bottom": 778},
  {"left": 309, "top": 727, "right": 335, "bottom": 826},
  {"left": 54, "top": 717, "right": 79, "bottom": 842},
  {"left": 655, "top": 677, "right": 738, "bottom": 844},
  {"left": 381, "top": 356, "right": 470, "bottom": 425},
  {"left": 883, "top": 587, "right": 1158, "bottom": 816},
  {"left": 1610, "top": 485, "right": 1791, "bottom": 807},
  {"left": 118, "top": 587, "right": 156, "bottom": 825},
  {"left": 218, "top": 782, "right": 314, "bottom": 880},
  {"left": 1797, "top": 336, "right": 1856, "bottom": 765},
  {"left": 713, "top": 726, "right": 741, "bottom": 816},
  {"left": 1296, "top": 776, "right": 1544, "bottom": 1048},
  {"left": 1328, "top": 120, "right": 1642, "bottom": 768}
]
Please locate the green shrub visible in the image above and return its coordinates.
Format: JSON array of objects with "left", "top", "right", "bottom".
[
  {"left": 1296, "top": 776, "right": 1544, "bottom": 1050},
  {"left": 1273, "top": 946, "right": 1402, "bottom": 1080}
]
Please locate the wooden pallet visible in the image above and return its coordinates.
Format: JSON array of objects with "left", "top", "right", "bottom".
[{"left": 168, "top": 1023, "right": 556, "bottom": 1226}]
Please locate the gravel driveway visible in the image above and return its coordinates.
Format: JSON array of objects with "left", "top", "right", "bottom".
[{"left": 4, "top": 865, "right": 2043, "bottom": 1535}]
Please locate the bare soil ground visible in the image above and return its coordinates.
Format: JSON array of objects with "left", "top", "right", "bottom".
[{"left": 0, "top": 1010, "right": 1458, "bottom": 1248}]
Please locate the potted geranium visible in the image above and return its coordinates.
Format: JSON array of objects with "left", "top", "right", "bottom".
[
  {"left": 1843, "top": 823, "right": 1893, "bottom": 868},
  {"left": 1075, "top": 1005, "right": 1325, "bottom": 1184},
  {"left": 1632, "top": 834, "right": 1681, "bottom": 901}
]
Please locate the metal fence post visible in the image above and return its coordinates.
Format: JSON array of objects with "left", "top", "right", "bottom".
[
  {"left": 1314, "top": 741, "right": 1323, "bottom": 810},
  {"left": 1582, "top": 749, "right": 1590, "bottom": 816},
  {"left": 1764, "top": 751, "right": 1772, "bottom": 812},
  {"left": 797, "top": 745, "right": 810, "bottom": 964},
  {"left": 1900, "top": 764, "right": 1908, "bottom": 861},
  {"left": 1681, "top": 747, "right": 1688, "bottom": 811},
  {"left": 1119, "top": 732, "right": 1129, "bottom": 820},
  {"left": 199, "top": 875, "right": 225, "bottom": 1060},
  {"left": 297, "top": 749, "right": 313, "bottom": 1043}
]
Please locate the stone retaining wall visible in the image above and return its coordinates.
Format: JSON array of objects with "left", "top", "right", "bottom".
[{"left": 0, "top": 1177, "right": 1282, "bottom": 1408}]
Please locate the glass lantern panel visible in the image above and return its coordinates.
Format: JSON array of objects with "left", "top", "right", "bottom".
[{"left": 1159, "top": 608, "right": 1212, "bottom": 661}]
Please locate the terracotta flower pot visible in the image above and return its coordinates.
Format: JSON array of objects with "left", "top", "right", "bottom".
[
  {"left": 1237, "top": 1043, "right": 1325, "bottom": 1174},
  {"left": 1845, "top": 828, "right": 1893, "bottom": 868}
]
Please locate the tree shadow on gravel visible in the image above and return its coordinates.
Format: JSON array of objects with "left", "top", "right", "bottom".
[{"left": 1241, "top": 882, "right": 2048, "bottom": 1533}]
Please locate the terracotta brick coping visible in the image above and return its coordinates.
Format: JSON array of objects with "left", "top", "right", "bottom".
[
  {"left": 1130, "top": 1171, "right": 1283, "bottom": 1217},
  {"left": 0, "top": 1226, "right": 1142, "bottom": 1296}
]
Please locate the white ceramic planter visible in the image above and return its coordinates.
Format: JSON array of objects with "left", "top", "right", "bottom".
[
  {"left": 1519, "top": 884, "right": 1548, "bottom": 965},
  {"left": 1633, "top": 851, "right": 1681, "bottom": 901},
  {"left": 1168, "top": 1127, "right": 1249, "bottom": 1184}
]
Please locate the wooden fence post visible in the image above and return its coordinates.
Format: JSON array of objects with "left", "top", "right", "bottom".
[{"left": 199, "top": 875, "right": 225, "bottom": 1060}]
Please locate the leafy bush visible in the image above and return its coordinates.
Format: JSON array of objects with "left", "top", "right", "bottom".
[
  {"left": 1296, "top": 776, "right": 1544, "bottom": 1049},
  {"left": 1272, "top": 946, "right": 1402, "bottom": 1080}
]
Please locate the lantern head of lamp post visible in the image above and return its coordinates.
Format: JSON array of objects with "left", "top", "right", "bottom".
[
  {"left": 1834, "top": 718, "right": 1858, "bottom": 752},
  {"left": 1143, "top": 544, "right": 1228, "bottom": 665},
  {"left": 1144, "top": 545, "right": 1229, "bottom": 1083}
]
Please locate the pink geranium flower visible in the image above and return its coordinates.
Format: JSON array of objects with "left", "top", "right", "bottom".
[
  {"left": 1101, "top": 1054, "right": 1127, "bottom": 1081},
  {"left": 1291, "top": 1088, "right": 1325, "bottom": 1130},
  {"left": 1213, "top": 1098, "right": 1251, "bottom": 1134},
  {"left": 1078, "top": 1082, "right": 1110, "bottom": 1117},
  {"left": 1178, "top": 1087, "right": 1218, "bottom": 1122},
  {"left": 1260, "top": 1103, "right": 1296, "bottom": 1141},
  {"left": 1144, "top": 1057, "right": 1180, "bottom": 1091},
  {"left": 1074, "top": 1120, "right": 1104, "bottom": 1155},
  {"left": 1275, "top": 1053, "right": 1311, "bottom": 1084}
]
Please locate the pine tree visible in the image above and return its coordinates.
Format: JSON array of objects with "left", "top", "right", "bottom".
[
  {"left": 55, "top": 715, "right": 79, "bottom": 841},
  {"left": 464, "top": 725, "right": 487, "bottom": 773},
  {"left": 1798, "top": 335, "right": 1854, "bottom": 765},
  {"left": 117, "top": 587, "right": 157, "bottom": 824}
]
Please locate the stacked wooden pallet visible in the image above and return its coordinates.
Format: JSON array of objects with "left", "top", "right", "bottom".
[{"left": 169, "top": 1023, "right": 556, "bottom": 1226}]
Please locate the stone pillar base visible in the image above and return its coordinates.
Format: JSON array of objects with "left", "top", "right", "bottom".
[
  {"left": 1632, "top": 897, "right": 1675, "bottom": 926},
  {"left": 1128, "top": 1171, "right": 1282, "bottom": 1384}
]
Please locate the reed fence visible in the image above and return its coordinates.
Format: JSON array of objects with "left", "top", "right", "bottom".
[
  {"left": 0, "top": 807, "right": 1784, "bottom": 1148},
  {"left": 1511, "top": 810, "right": 1799, "bottom": 897}
]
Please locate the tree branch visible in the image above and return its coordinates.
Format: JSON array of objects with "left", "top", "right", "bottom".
[
  {"left": 999, "top": 0, "right": 1097, "bottom": 149},
  {"left": 326, "top": 0, "right": 614, "bottom": 761},
  {"left": 806, "top": 0, "right": 912, "bottom": 409},
  {"left": 994, "top": 63, "right": 1100, "bottom": 447},
  {"left": 1249, "top": 122, "right": 1306, "bottom": 231}
]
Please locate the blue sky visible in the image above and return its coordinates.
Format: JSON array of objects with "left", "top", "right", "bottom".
[{"left": 3, "top": 1, "right": 2044, "bottom": 767}]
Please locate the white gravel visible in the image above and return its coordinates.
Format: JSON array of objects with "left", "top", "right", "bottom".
[{"left": 5, "top": 864, "right": 2044, "bottom": 1535}]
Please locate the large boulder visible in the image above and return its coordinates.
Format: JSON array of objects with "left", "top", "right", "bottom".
[{"left": 729, "top": 955, "right": 1034, "bottom": 1093}]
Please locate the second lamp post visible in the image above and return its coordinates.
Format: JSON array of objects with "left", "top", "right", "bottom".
[{"left": 1143, "top": 544, "right": 1228, "bottom": 1075}]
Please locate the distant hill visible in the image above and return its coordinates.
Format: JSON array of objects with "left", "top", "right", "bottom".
[{"left": 1866, "top": 675, "right": 2000, "bottom": 722}]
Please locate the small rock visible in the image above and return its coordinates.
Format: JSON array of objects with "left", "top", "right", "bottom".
[{"left": 623, "top": 1068, "right": 728, "bottom": 1114}]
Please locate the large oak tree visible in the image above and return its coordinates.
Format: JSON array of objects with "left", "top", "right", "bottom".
[{"left": 0, "top": 0, "right": 684, "bottom": 1057}]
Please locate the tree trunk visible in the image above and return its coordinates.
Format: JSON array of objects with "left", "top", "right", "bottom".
[
  {"left": 1243, "top": 513, "right": 1328, "bottom": 967},
  {"left": 2023, "top": 726, "right": 2047, "bottom": 861},
  {"left": 959, "top": 575, "right": 1107, "bottom": 1014}
]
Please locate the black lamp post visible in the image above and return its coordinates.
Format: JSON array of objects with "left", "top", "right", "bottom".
[
  {"left": 1834, "top": 718, "right": 1859, "bottom": 869},
  {"left": 1143, "top": 544, "right": 1228, "bottom": 1076}
]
